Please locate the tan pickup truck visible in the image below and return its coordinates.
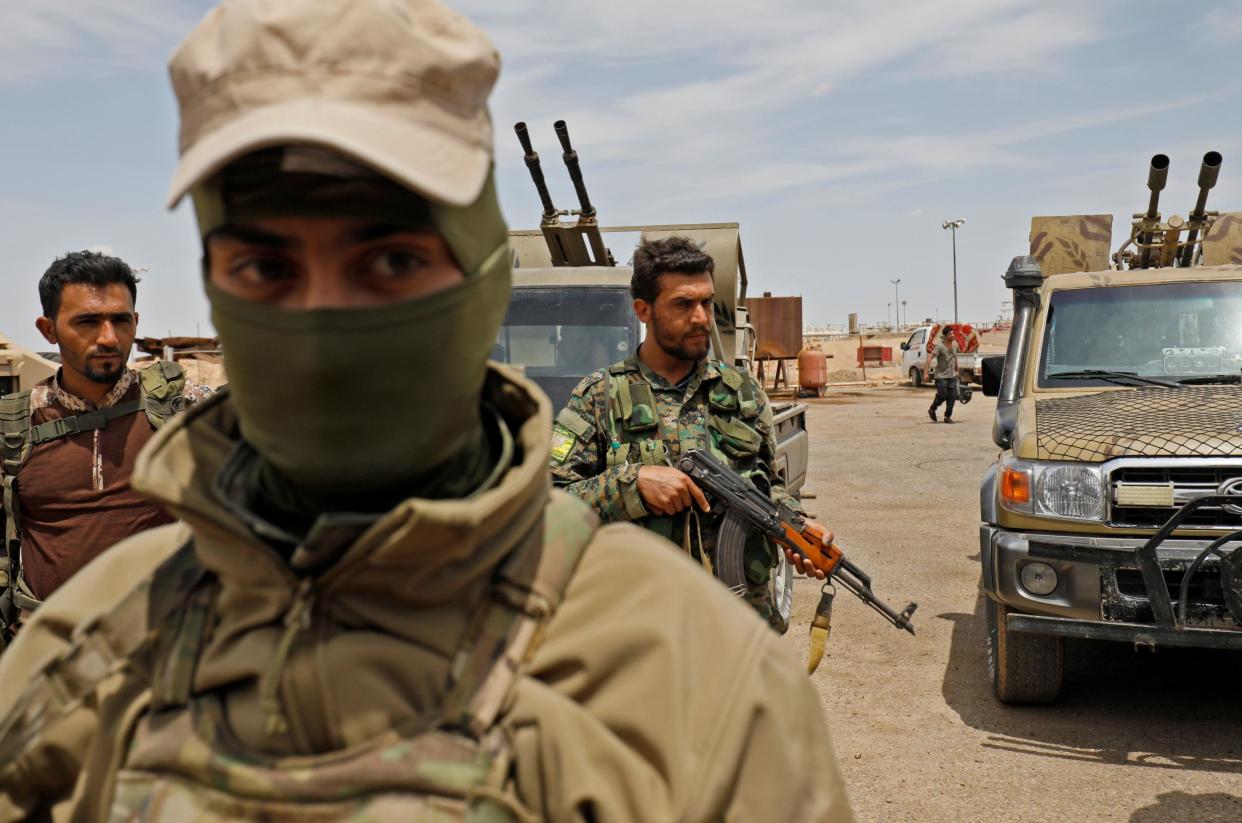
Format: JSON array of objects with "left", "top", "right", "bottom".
[{"left": 979, "top": 153, "right": 1242, "bottom": 703}]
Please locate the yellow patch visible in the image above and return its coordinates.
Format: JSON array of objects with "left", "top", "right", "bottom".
[{"left": 550, "top": 425, "right": 576, "bottom": 462}]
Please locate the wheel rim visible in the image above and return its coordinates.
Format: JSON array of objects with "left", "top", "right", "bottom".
[{"left": 771, "top": 553, "right": 794, "bottom": 622}]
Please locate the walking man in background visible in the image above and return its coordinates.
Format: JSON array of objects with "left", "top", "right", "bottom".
[{"left": 926, "top": 325, "right": 960, "bottom": 423}]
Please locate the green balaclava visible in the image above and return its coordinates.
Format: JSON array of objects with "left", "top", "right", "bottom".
[{"left": 193, "top": 147, "right": 511, "bottom": 500}]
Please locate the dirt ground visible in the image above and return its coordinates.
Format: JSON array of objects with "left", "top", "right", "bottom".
[{"left": 778, "top": 387, "right": 1242, "bottom": 823}]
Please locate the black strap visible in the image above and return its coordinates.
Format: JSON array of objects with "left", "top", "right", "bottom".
[{"left": 28, "top": 399, "right": 143, "bottom": 445}]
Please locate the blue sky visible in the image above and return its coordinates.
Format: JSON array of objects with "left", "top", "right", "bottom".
[{"left": 2, "top": 0, "right": 1241, "bottom": 350}]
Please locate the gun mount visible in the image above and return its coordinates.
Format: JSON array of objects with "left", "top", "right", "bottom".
[
  {"left": 513, "top": 120, "right": 615, "bottom": 268},
  {"left": 1114, "top": 152, "right": 1223, "bottom": 270}
]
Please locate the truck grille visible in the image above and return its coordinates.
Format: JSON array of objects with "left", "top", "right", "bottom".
[
  {"left": 1110, "top": 465, "right": 1242, "bottom": 528},
  {"left": 1113, "top": 568, "right": 1224, "bottom": 603}
]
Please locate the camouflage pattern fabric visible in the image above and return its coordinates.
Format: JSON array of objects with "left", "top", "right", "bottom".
[{"left": 550, "top": 355, "right": 802, "bottom": 629}]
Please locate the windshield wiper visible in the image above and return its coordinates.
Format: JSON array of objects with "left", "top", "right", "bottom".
[
  {"left": 1047, "top": 370, "right": 1180, "bottom": 388},
  {"left": 1176, "top": 374, "right": 1242, "bottom": 385}
]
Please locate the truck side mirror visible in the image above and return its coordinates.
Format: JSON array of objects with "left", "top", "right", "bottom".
[
  {"left": 981, "top": 355, "right": 1005, "bottom": 397},
  {"left": 899, "top": 342, "right": 909, "bottom": 351}
]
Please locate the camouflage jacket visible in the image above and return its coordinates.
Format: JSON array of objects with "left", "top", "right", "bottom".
[
  {"left": 550, "top": 354, "right": 802, "bottom": 544},
  {"left": 0, "top": 367, "right": 852, "bottom": 822}
]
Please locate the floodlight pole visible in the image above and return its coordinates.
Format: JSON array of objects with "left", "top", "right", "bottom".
[{"left": 942, "top": 218, "right": 965, "bottom": 323}]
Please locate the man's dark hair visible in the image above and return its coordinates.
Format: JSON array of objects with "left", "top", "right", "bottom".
[
  {"left": 39, "top": 250, "right": 140, "bottom": 318},
  {"left": 631, "top": 237, "right": 714, "bottom": 303},
  {"left": 942, "top": 326, "right": 954, "bottom": 337}
]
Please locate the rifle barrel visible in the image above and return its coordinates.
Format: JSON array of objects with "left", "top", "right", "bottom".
[
  {"left": 514, "top": 121, "right": 557, "bottom": 220},
  {"left": 554, "top": 120, "right": 596, "bottom": 219}
]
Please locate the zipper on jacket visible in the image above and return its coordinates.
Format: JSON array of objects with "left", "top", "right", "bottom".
[{"left": 259, "top": 577, "right": 316, "bottom": 736}]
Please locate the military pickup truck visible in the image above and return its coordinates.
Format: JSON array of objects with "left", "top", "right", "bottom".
[
  {"left": 0, "top": 333, "right": 56, "bottom": 399},
  {"left": 980, "top": 152, "right": 1242, "bottom": 704},
  {"left": 493, "top": 121, "right": 809, "bottom": 623}
]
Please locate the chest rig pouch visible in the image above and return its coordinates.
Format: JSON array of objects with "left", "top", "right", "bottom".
[
  {"left": 603, "top": 365, "right": 668, "bottom": 469},
  {"left": 706, "top": 365, "right": 764, "bottom": 463}
]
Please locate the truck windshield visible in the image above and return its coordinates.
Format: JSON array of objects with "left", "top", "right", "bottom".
[
  {"left": 492, "top": 324, "right": 631, "bottom": 375},
  {"left": 1038, "top": 281, "right": 1242, "bottom": 387}
]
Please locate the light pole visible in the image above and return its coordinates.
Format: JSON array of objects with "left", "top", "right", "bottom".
[
  {"left": 942, "top": 218, "right": 965, "bottom": 323},
  {"left": 901, "top": 299, "right": 907, "bottom": 327},
  {"left": 890, "top": 278, "right": 902, "bottom": 329},
  {"left": 887, "top": 302, "right": 892, "bottom": 329}
]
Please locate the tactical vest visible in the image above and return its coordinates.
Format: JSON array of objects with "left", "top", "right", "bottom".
[
  {"left": 0, "top": 491, "right": 597, "bottom": 821},
  {"left": 599, "top": 358, "right": 764, "bottom": 471},
  {"left": 0, "top": 361, "right": 187, "bottom": 633},
  {"left": 594, "top": 359, "right": 769, "bottom": 551}
]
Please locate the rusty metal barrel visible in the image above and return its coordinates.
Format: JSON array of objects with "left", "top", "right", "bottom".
[{"left": 798, "top": 346, "right": 829, "bottom": 391}]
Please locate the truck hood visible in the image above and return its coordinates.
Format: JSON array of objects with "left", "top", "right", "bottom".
[{"left": 1034, "top": 385, "right": 1242, "bottom": 462}]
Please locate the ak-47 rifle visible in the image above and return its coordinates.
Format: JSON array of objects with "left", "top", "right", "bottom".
[{"left": 676, "top": 449, "right": 916, "bottom": 672}]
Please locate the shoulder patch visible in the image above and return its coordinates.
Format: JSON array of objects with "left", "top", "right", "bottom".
[
  {"left": 550, "top": 425, "right": 576, "bottom": 463},
  {"left": 555, "top": 408, "right": 592, "bottom": 439}
]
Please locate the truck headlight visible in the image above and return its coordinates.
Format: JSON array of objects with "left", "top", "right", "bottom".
[
  {"left": 1036, "top": 465, "right": 1104, "bottom": 520},
  {"left": 998, "top": 459, "right": 1105, "bottom": 521}
]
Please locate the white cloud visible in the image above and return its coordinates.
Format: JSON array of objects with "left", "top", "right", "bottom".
[
  {"left": 1198, "top": 1, "right": 1242, "bottom": 43},
  {"left": 477, "top": 0, "right": 1131, "bottom": 212},
  {"left": 0, "top": 0, "right": 198, "bottom": 83}
]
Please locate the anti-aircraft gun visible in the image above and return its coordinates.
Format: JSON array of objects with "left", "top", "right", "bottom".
[
  {"left": 502, "top": 120, "right": 762, "bottom": 410},
  {"left": 1113, "top": 152, "right": 1223, "bottom": 269},
  {"left": 514, "top": 120, "right": 615, "bottom": 268}
]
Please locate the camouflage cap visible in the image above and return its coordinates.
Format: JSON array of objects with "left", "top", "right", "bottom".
[{"left": 166, "top": 0, "right": 499, "bottom": 209}]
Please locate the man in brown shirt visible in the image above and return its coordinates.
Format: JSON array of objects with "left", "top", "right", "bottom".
[{"left": 0, "top": 251, "right": 211, "bottom": 616}]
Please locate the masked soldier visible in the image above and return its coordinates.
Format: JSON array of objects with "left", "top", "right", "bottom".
[
  {"left": 0, "top": 1, "right": 852, "bottom": 820},
  {"left": 550, "top": 237, "right": 827, "bottom": 632}
]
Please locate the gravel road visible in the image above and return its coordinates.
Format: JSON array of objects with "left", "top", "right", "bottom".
[{"left": 778, "top": 386, "right": 1242, "bottom": 823}]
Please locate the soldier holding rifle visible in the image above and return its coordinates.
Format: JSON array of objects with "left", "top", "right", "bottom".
[{"left": 551, "top": 237, "right": 832, "bottom": 633}]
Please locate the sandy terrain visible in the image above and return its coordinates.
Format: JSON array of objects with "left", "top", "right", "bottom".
[{"left": 778, "top": 387, "right": 1242, "bottom": 823}]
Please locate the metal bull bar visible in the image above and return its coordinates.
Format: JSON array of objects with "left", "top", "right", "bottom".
[{"left": 1011, "top": 494, "right": 1242, "bottom": 650}]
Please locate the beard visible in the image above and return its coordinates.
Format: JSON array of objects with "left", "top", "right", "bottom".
[
  {"left": 82, "top": 348, "right": 125, "bottom": 385},
  {"left": 651, "top": 319, "right": 711, "bottom": 362}
]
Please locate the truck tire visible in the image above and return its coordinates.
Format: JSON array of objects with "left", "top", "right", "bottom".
[
  {"left": 771, "top": 551, "right": 794, "bottom": 632},
  {"left": 910, "top": 367, "right": 923, "bottom": 388},
  {"left": 986, "top": 598, "right": 1063, "bottom": 704}
]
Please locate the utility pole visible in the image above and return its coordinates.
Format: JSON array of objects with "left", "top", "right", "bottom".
[
  {"left": 890, "top": 278, "right": 902, "bottom": 329},
  {"left": 942, "top": 218, "right": 965, "bottom": 323},
  {"left": 887, "top": 302, "right": 892, "bottom": 329},
  {"left": 901, "top": 299, "right": 907, "bottom": 327}
]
